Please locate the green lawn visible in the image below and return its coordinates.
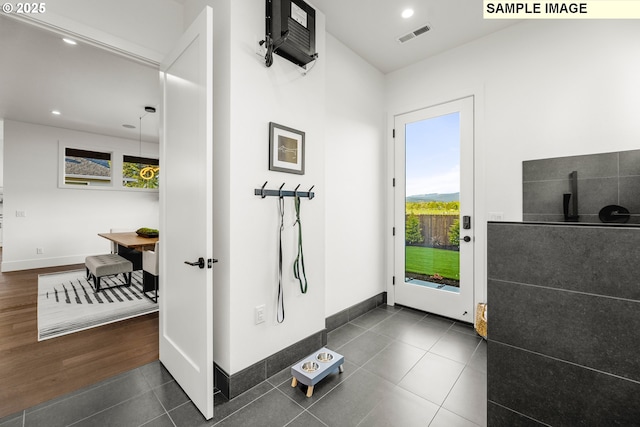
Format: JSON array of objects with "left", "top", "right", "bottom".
[{"left": 405, "top": 246, "right": 459, "bottom": 280}]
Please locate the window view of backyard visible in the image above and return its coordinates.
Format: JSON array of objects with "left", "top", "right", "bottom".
[
  {"left": 405, "top": 112, "right": 461, "bottom": 292},
  {"left": 122, "top": 155, "right": 159, "bottom": 189}
]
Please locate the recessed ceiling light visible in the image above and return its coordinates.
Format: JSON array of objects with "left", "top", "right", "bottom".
[
  {"left": 62, "top": 38, "right": 77, "bottom": 45},
  {"left": 123, "top": 124, "right": 136, "bottom": 129},
  {"left": 51, "top": 110, "right": 61, "bottom": 115},
  {"left": 402, "top": 8, "right": 414, "bottom": 19}
]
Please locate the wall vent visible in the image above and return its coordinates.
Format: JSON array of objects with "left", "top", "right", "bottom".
[{"left": 397, "top": 23, "right": 431, "bottom": 44}]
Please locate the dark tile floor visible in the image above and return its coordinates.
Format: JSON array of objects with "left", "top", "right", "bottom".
[{"left": 1, "top": 305, "right": 486, "bottom": 427}]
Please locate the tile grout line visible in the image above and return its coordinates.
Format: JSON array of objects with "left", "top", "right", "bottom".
[
  {"left": 433, "top": 338, "right": 486, "bottom": 426},
  {"left": 327, "top": 324, "right": 368, "bottom": 350},
  {"left": 395, "top": 326, "right": 485, "bottom": 426},
  {"left": 210, "top": 381, "right": 277, "bottom": 426},
  {"left": 303, "top": 364, "right": 364, "bottom": 412},
  {"left": 349, "top": 306, "right": 403, "bottom": 329},
  {"left": 489, "top": 277, "right": 640, "bottom": 304},
  {"left": 431, "top": 363, "right": 474, "bottom": 426},
  {"left": 349, "top": 320, "right": 447, "bottom": 427},
  {"left": 273, "top": 385, "right": 330, "bottom": 427},
  {"left": 64, "top": 388, "right": 155, "bottom": 427},
  {"left": 306, "top": 410, "right": 330, "bottom": 427},
  {"left": 147, "top": 385, "right": 177, "bottom": 427},
  {"left": 315, "top": 338, "right": 396, "bottom": 424},
  {"left": 488, "top": 400, "right": 552, "bottom": 427},
  {"left": 22, "top": 369, "right": 141, "bottom": 417},
  {"left": 493, "top": 340, "right": 640, "bottom": 385},
  {"left": 427, "top": 406, "right": 444, "bottom": 427}
]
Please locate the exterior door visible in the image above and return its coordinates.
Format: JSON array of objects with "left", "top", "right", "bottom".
[
  {"left": 394, "top": 97, "right": 474, "bottom": 322},
  {"left": 159, "top": 7, "right": 215, "bottom": 419}
]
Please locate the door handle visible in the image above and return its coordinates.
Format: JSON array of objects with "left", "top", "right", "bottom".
[
  {"left": 185, "top": 257, "right": 205, "bottom": 269},
  {"left": 462, "top": 236, "right": 471, "bottom": 242}
]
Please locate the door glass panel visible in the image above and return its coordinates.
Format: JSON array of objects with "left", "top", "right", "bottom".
[{"left": 405, "top": 112, "right": 460, "bottom": 293}]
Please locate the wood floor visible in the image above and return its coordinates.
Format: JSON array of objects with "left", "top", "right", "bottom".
[{"left": 0, "top": 252, "right": 159, "bottom": 418}]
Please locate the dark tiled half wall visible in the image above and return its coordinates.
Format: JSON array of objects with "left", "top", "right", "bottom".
[
  {"left": 487, "top": 222, "right": 640, "bottom": 426},
  {"left": 523, "top": 149, "right": 640, "bottom": 224}
]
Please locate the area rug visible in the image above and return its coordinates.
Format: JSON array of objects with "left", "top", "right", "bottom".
[{"left": 37, "top": 269, "right": 158, "bottom": 341}]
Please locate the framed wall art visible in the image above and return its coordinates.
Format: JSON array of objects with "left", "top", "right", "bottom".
[{"left": 269, "top": 122, "right": 305, "bottom": 175}]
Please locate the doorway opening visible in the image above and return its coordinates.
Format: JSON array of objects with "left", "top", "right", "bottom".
[{"left": 394, "top": 96, "right": 474, "bottom": 322}]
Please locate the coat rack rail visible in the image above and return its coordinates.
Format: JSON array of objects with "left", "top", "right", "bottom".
[{"left": 254, "top": 182, "right": 315, "bottom": 199}]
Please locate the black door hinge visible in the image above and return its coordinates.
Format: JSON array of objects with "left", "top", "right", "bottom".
[
  {"left": 393, "top": 276, "right": 396, "bottom": 285},
  {"left": 392, "top": 129, "right": 395, "bottom": 138},
  {"left": 392, "top": 227, "right": 396, "bottom": 236},
  {"left": 392, "top": 178, "right": 395, "bottom": 187}
]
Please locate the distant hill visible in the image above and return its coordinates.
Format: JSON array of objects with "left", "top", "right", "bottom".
[{"left": 406, "top": 192, "right": 459, "bottom": 203}]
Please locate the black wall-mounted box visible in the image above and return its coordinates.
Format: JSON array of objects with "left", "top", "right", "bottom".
[{"left": 266, "top": 0, "right": 317, "bottom": 67}]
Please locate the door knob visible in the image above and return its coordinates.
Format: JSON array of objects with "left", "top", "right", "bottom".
[
  {"left": 185, "top": 257, "right": 205, "bottom": 269},
  {"left": 463, "top": 236, "right": 471, "bottom": 242}
]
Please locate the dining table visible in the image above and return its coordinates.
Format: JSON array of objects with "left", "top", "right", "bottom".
[{"left": 98, "top": 232, "right": 158, "bottom": 252}]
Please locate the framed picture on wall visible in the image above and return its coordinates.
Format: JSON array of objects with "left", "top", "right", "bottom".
[{"left": 269, "top": 122, "right": 305, "bottom": 175}]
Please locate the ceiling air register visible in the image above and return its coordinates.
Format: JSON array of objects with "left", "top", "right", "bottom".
[{"left": 263, "top": 0, "right": 318, "bottom": 68}]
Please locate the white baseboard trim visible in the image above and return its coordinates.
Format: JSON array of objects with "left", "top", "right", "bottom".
[{"left": 1, "top": 255, "right": 87, "bottom": 272}]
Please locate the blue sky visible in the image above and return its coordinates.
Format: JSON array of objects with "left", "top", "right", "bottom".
[{"left": 405, "top": 112, "right": 460, "bottom": 197}]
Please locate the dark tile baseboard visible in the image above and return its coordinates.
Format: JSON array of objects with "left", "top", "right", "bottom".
[
  {"left": 215, "top": 292, "right": 386, "bottom": 399},
  {"left": 325, "top": 292, "right": 387, "bottom": 332}
]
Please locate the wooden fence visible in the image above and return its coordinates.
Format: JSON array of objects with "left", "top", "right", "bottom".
[{"left": 406, "top": 214, "right": 459, "bottom": 248}]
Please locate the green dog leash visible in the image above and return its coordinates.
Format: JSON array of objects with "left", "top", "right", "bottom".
[{"left": 293, "top": 195, "right": 308, "bottom": 294}]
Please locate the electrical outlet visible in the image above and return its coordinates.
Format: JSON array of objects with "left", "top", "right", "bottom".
[
  {"left": 16, "top": 210, "right": 26, "bottom": 218},
  {"left": 488, "top": 212, "right": 504, "bottom": 221},
  {"left": 36, "top": 248, "right": 44, "bottom": 254},
  {"left": 255, "top": 304, "right": 266, "bottom": 324}
]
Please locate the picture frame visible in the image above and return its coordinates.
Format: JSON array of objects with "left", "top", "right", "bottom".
[{"left": 269, "top": 122, "right": 305, "bottom": 175}]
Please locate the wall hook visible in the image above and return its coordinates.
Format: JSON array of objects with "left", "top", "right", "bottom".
[{"left": 254, "top": 183, "right": 317, "bottom": 200}]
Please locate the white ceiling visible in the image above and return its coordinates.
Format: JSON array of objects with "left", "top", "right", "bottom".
[
  {"left": 312, "top": 0, "right": 519, "bottom": 74},
  {"left": 0, "top": 3, "right": 520, "bottom": 142},
  {"left": 0, "top": 15, "right": 160, "bottom": 143}
]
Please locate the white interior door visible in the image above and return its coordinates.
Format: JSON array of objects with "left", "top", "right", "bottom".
[
  {"left": 394, "top": 97, "right": 474, "bottom": 322},
  {"left": 159, "top": 7, "right": 214, "bottom": 420}
]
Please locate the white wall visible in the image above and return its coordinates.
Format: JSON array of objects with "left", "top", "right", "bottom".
[
  {"left": 0, "top": 119, "right": 4, "bottom": 188},
  {"left": 231, "top": 1, "right": 325, "bottom": 375},
  {"left": 2, "top": 120, "right": 159, "bottom": 271},
  {"left": 386, "top": 19, "right": 640, "bottom": 304},
  {"left": 204, "top": 0, "right": 327, "bottom": 374},
  {"left": 189, "top": 0, "right": 387, "bottom": 374},
  {"left": 324, "top": 33, "right": 386, "bottom": 316}
]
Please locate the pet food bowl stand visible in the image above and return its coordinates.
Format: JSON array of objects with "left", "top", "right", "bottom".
[{"left": 290, "top": 347, "right": 344, "bottom": 397}]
